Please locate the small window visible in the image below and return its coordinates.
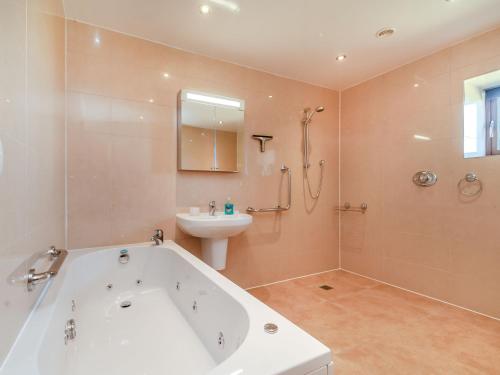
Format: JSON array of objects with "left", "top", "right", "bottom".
[{"left": 463, "top": 70, "right": 500, "bottom": 158}]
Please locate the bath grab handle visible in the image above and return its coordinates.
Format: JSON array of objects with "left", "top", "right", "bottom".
[
  {"left": 26, "top": 246, "right": 68, "bottom": 292},
  {"left": 247, "top": 165, "right": 291, "bottom": 213}
]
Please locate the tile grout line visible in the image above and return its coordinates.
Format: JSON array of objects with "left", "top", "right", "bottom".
[
  {"left": 64, "top": 18, "right": 68, "bottom": 249},
  {"left": 341, "top": 268, "right": 500, "bottom": 322},
  {"left": 338, "top": 90, "right": 342, "bottom": 269},
  {"left": 245, "top": 268, "right": 341, "bottom": 291}
]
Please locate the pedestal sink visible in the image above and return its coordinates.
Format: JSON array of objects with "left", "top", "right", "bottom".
[{"left": 176, "top": 212, "right": 252, "bottom": 270}]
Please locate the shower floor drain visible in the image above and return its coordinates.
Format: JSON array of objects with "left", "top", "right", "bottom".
[
  {"left": 319, "top": 285, "right": 333, "bottom": 290},
  {"left": 120, "top": 301, "right": 132, "bottom": 308}
]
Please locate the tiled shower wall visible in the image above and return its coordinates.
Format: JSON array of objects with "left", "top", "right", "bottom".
[
  {"left": 66, "top": 21, "right": 340, "bottom": 288},
  {"left": 341, "top": 27, "right": 500, "bottom": 318},
  {"left": 0, "top": 0, "right": 66, "bottom": 364}
]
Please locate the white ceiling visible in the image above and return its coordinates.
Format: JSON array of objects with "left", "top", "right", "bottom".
[{"left": 64, "top": 0, "right": 500, "bottom": 90}]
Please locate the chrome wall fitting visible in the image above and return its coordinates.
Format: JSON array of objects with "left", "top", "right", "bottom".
[
  {"left": 27, "top": 246, "right": 68, "bottom": 292},
  {"left": 252, "top": 134, "right": 273, "bottom": 152},
  {"left": 412, "top": 170, "right": 438, "bottom": 187},
  {"left": 335, "top": 202, "right": 368, "bottom": 213},
  {"left": 64, "top": 319, "right": 76, "bottom": 345},
  {"left": 302, "top": 106, "right": 326, "bottom": 199},
  {"left": 458, "top": 172, "right": 483, "bottom": 197}
]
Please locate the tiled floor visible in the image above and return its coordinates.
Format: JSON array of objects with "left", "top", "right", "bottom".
[{"left": 248, "top": 270, "right": 500, "bottom": 374}]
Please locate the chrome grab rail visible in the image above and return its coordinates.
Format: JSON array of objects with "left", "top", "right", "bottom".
[
  {"left": 27, "top": 246, "right": 68, "bottom": 292},
  {"left": 335, "top": 202, "right": 368, "bottom": 213},
  {"left": 247, "top": 164, "right": 291, "bottom": 213}
]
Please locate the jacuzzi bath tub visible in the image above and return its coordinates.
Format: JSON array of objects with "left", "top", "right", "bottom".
[{"left": 1, "top": 241, "right": 332, "bottom": 375}]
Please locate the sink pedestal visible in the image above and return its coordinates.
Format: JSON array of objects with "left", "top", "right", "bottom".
[
  {"left": 176, "top": 212, "right": 252, "bottom": 270},
  {"left": 201, "top": 238, "right": 228, "bottom": 270}
]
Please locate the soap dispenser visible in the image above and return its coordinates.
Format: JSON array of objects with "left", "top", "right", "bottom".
[{"left": 224, "top": 197, "right": 234, "bottom": 215}]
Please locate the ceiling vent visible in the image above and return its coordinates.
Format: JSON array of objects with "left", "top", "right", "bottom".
[{"left": 376, "top": 27, "right": 396, "bottom": 38}]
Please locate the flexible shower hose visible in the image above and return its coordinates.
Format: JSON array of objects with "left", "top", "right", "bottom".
[{"left": 305, "top": 160, "right": 324, "bottom": 199}]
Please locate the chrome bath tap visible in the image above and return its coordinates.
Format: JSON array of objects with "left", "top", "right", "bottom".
[
  {"left": 209, "top": 201, "right": 216, "bottom": 216},
  {"left": 151, "top": 229, "right": 164, "bottom": 246}
]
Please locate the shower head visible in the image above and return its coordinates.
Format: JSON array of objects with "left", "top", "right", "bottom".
[{"left": 303, "top": 106, "right": 325, "bottom": 124}]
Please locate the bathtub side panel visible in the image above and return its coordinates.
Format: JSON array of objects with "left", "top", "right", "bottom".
[{"left": 164, "top": 250, "right": 250, "bottom": 363}]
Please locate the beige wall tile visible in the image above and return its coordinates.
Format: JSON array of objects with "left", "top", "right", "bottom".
[
  {"left": 0, "top": 0, "right": 65, "bottom": 363},
  {"left": 66, "top": 21, "right": 340, "bottom": 288}
]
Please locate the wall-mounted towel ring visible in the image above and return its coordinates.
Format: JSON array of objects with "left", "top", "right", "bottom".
[{"left": 458, "top": 172, "right": 483, "bottom": 197}]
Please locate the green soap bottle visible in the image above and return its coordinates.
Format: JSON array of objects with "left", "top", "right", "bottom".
[{"left": 224, "top": 197, "right": 234, "bottom": 215}]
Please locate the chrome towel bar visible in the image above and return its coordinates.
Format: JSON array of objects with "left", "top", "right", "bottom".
[
  {"left": 247, "top": 164, "right": 291, "bottom": 213},
  {"left": 27, "top": 246, "right": 68, "bottom": 292},
  {"left": 335, "top": 202, "right": 368, "bottom": 213}
]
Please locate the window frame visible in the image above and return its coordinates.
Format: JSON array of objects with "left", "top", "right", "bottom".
[{"left": 485, "top": 87, "right": 500, "bottom": 156}]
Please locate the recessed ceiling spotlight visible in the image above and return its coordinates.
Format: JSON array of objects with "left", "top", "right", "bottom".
[
  {"left": 148, "top": 98, "right": 155, "bottom": 103},
  {"left": 162, "top": 72, "right": 170, "bottom": 78},
  {"left": 413, "top": 83, "right": 420, "bottom": 88},
  {"left": 268, "top": 95, "right": 273, "bottom": 99},
  {"left": 336, "top": 54, "right": 347, "bottom": 61},
  {"left": 376, "top": 27, "right": 396, "bottom": 38},
  {"left": 200, "top": 4, "right": 211, "bottom": 14},
  {"left": 219, "top": 120, "right": 224, "bottom": 125}
]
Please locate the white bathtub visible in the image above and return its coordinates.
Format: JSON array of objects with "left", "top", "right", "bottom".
[{"left": 1, "top": 241, "right": 332, "bottom": 375}]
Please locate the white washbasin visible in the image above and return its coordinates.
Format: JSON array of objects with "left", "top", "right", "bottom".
[
  {"left": 176, "top": 212, "right": 253, "bottom": 270},
  {"left": 176, "top": 212, "right": 252, "bottom": 239}
]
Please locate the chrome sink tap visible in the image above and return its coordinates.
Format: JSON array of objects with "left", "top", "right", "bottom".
[
  {"left": 209, "top": 201, "right": 216, "bottom": 216},
  {"left": 151, "top": 229, "right": 164, "bottom": 246}
]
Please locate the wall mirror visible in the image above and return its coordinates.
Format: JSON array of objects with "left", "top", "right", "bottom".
[
  {"left": 178, "top": 90, "right": 245, "bottom": 172},
  {"left": 464, "top": 69, "right": 500, "bottom": 158}
]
